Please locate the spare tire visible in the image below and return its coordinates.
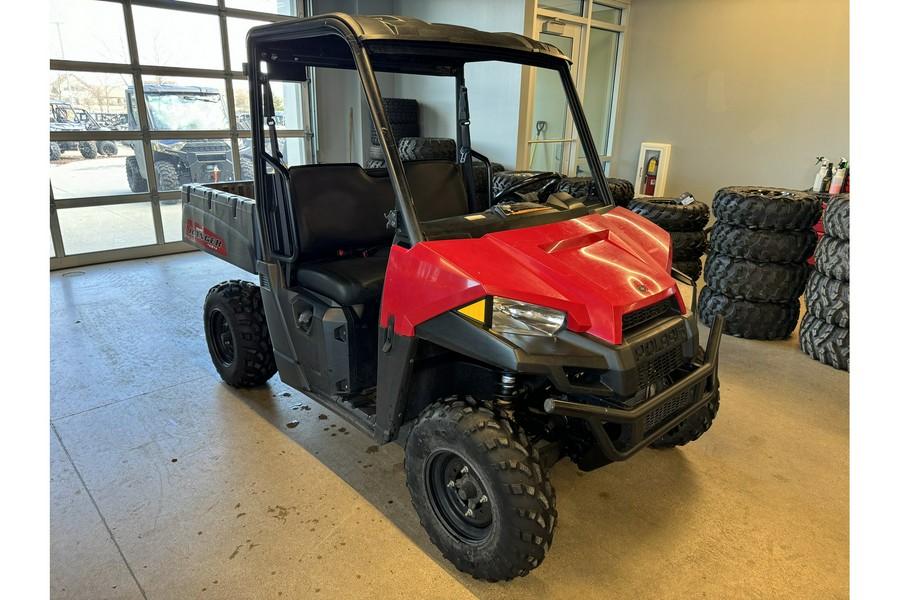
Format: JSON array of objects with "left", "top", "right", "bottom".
[
  {"left": 703, "top": 252, "right": 811, "bottom": 302},
  {"left": 799, "top": 313, "right": 849, "bottom": 371},
  {"left": 670, "top": 230, "right": 708, "bottom": 260},
  {"left": 708, "top": 221, "right": 818, "bottom": 263},
  {"left": 492, "top": 170, "right": 558, "bottom": 198},
  {"left": 368, "top": 145, "right": 384, "bottom": 161},
  {"left": 557, "top": 177, "right": 598, "bottom": 201},
  {"left": 812, "top": 235, "right": 850, "bottom": 282},
  {"left": 713, "top": 186, "right": 822, "bottom": 230},
  {"left": 607, "top": 178, "right": 634, "bottom": 208},
  {"left": 473, "top": 162, "right": 505, "bottom": 212},
  {"left": 698, "top": 286, "right": 800, "bottom": 340},
  {"left": 371, "top": 121, "right": 420, "bottom": 145},
  {"left": 822, "top": 194, "right": 850, "bottom": 240},
  {"left": 673, "top": 258, "right": 702, "bottom": 281},
  {"left": 381, "top": 98, "right": 419, "bottom": 124},
  {"left": 399, "top": 137, "right": 457, "bottom": 161},
  {"left": 627, "top": 197, "right": 710, "bottom": 232},
  {"left": 804, "top": 269, "right": 849, "bottom": 328},
  {"left": 556, "top": 176, "right": 633, "bottom": 207}
]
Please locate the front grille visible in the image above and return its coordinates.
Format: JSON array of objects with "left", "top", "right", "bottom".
[
  {"left": 644, "top": 388, "right": 694, "bottom": 433},
  {"left": 623, "top": 297, "right": 678, "bottom": 332},
  {"left": 635, "top": 345, "right": 684, "bottom": 388},
  {"left": 197, "top": 153, "right": 228, "bottom": 162},
  {"left": 184, "top": 142, "right": 229, "bottom": 153}
]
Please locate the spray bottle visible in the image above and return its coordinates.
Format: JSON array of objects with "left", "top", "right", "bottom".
[
  {"left": 821, "top": 162, "right": 834, "bottom": 193},
  {"left": 812, "top": 157, "right": 829, "bottom": 192},
  {"left": 829, "top": 158, "right": 847, "bottom": 195}
]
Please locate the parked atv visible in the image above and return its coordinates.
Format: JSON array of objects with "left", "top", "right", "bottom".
[
  {"left": 124, "top": 85, "right": 246, "bottom": 192},
  {"left": 181, "top": 13, "right": 723, "bottom": 581},
  {"left": 49, "top": 99, "right": 116, "bottom": 159}
]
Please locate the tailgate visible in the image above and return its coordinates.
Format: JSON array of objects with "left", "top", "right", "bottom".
[{"left": 182, "top": 181, "right": 259, "bottom": 274}]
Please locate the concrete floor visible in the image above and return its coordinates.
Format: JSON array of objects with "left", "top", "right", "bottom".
[{"left": 49, "top": 251, "right": 849, "bottom": 599}]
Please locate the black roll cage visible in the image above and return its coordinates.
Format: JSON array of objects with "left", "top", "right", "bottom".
[{"left": 245, "top": 12, "right": 613, "bottom": 261}]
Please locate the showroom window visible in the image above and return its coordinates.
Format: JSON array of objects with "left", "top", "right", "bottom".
[
  {"left": 524, "top": 0, "right": 629, "bottom": 177},
  {"left": 49, "top": 0, "right": 307, "bottom": 270}
]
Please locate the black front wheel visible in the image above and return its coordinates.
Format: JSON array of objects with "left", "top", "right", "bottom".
[
  {"left": 203, "top": 280, "right": 277, "bottom": 387},
  {"left": 405, "top": 398, "right": 557, "bottom": 581}
]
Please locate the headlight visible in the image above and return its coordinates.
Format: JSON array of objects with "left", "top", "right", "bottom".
[
  {"left": 491, "top": 297, "right": 566, "bottom": 337},
  {"left": 153, "top": 140, "right": 187, "bottom": 152}
]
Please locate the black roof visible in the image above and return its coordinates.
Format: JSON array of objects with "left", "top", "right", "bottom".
[{"left": 247, "top": 13, "right": 571, "bottom": 79}]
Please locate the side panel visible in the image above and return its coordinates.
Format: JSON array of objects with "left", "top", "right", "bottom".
[{"left": 181, "top": 182, "right": 259, "bottom": 274}]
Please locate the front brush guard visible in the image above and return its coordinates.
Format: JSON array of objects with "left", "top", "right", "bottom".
[{"left": 544, "top": 314, "right": 724, "bottom": 462}]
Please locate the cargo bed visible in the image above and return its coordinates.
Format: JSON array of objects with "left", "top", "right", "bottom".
[{"left": 181, "top": 180, "right": 259, "bottom": 274}]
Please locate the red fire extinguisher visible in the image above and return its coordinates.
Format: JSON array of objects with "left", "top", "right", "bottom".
[{"left": 643, "top": 155, "right": 658, "bottom": 195}]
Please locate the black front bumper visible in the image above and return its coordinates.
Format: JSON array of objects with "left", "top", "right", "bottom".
[{"left": 544, "top": 315, "right": 723, "bottom": 462}]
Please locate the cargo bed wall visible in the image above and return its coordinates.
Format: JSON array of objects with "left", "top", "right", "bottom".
[{"left": 182, "top": 181, "right": 260, "bottom": 274}]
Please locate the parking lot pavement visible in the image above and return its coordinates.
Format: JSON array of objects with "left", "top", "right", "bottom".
[{"left": 51, "top": 146, "right": 135, "bottom": 200}]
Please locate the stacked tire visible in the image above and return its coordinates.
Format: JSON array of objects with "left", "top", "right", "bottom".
[
  {"left": 367, "top": 98, "right": 420, "bottom": 168},
  {"left": 556, "top": 176, "right": 635, "bottom": 208},
  {"left": 698, "top": 187, "right": 821, "bottom": 339},
  {"left": 627, "top": 196, "right": 711, "bottom": 281},
  {"left": 492, "top": 170, "right": 558, "bottom": 199},
  {"left": 799, "top": 194, "right": 849, "bottom": 370}
]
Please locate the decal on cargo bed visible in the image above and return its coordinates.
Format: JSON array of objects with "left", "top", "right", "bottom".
[{"left": 185, "top": 220, "right": 227, "bottom": 256}]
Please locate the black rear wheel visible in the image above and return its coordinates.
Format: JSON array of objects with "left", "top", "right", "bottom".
[
  {"left": 80, "top": 141, "right": 99, "bottom": 159},
  {"left": 203, "top": 280, "right": 277, "bottom": 387},
  {"left": 405, "top": 398, "right": 557, "bottom": 581}
]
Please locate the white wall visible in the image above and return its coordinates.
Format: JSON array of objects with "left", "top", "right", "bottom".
[
  {"left": 389, "top": 0, "right": 527, "bottom": 168},
  {"left": 611, "top": 0, "right": 849, "bottom": 205},
  {"left": 309, "top": 0, "right": 396, "bottom": 164},
  {"left": 309, "top": 0, "right": 527, "bottom": 167}
]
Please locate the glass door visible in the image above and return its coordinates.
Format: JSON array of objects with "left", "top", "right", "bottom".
[
  {"left": 527, "top": 18, "right": 584, "bottom": 176},
  {"left": 523, "top": 1, "right": 629, "bottom": 178}
]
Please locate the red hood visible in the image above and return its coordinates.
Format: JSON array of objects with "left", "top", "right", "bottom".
[{"left": 381, "top": 208, "right": 683, "bottom": 344}]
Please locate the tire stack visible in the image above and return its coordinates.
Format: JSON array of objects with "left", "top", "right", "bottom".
[
  {"left": 491, "top": 170, "right": 556, "bottom": 199},
  {"left": 367, "top": 98, "right": 419, "bottom": 168},
  {"left": 472, "top": 162, "right": 506, "bottom": 212},
  {"left": 799, "top": 194, "right": 850, "bottom": 370},
  {"left": 556, "top": 176, "right": 634, "bottom": 208},
  {"left": 698, "top": 187, "right": 821, "bottom": 339},
  {"left": 627, "top": 196, "right": 711, "bottom": 281}
]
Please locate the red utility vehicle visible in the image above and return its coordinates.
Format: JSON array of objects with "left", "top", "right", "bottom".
[{"left": 182, "top": 13, "right": 723, "bottom": 581}]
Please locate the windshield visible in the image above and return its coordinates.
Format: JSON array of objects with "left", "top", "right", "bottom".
[
  {"left": 51, "top": 103, "right": 76, "bottom": 123},
  {"left": 145, "top": 93, "right": 230, "bottom": 130}
]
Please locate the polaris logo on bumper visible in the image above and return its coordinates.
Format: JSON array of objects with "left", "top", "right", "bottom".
[{"left": 633, "top": 324, "right": 687, "bottom": 361}]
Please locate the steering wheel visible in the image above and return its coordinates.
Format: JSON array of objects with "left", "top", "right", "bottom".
[{"left": 493, "top": 172, "right": 563, "bottom": 204}]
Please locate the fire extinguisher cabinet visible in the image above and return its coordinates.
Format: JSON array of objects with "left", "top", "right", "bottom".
[{"left": 635, "top": 142, "right": 671, "bottom": 198}]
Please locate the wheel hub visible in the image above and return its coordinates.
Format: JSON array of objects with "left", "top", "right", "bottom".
[{"left": 427, "top": 452, "right": 493, "bottom": 542}]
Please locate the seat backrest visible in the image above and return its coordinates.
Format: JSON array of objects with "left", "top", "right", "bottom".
[
  {"left": 286, "top": 160, "right": 470, "bottom": 257},
  {"left": 288, "top": 163, "right": 395, "bottom": 257},
  {"left": 404, "top": 161, "right": 470, "bottom": 222}
]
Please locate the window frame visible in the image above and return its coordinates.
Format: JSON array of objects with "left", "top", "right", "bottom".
[{"left": 49, "top": 0, "right": 308, "bottom": 270}]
